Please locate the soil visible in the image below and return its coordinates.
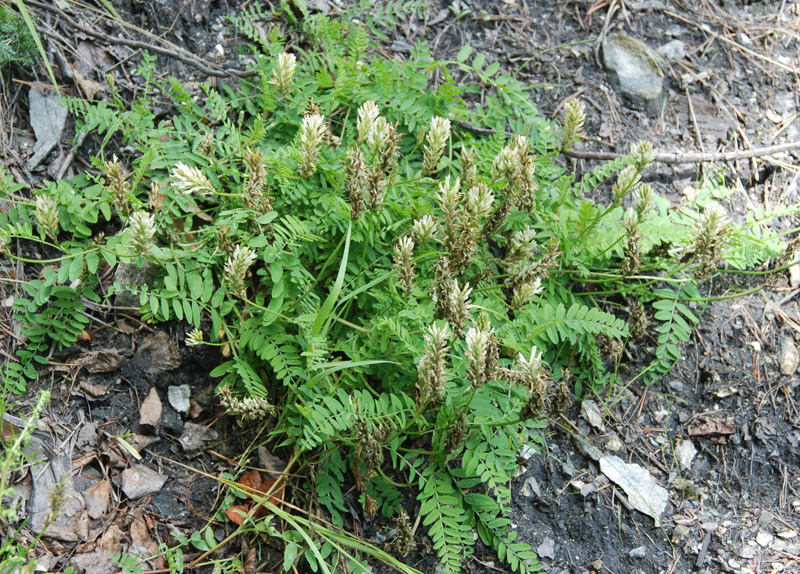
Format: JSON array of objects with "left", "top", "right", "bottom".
[{"left": 2, "top": 1, "right": 800, "bottom": 573}]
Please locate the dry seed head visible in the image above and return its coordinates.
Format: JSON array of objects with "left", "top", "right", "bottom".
[
  {"left": 393, "top": 235, "right": 416, "bottom": 293},
  {"left": 217, "top": 385, "right": 275, "bottom": 421},
  {"left": 634, "top": 183, "right": 654, "bottom": 219},
  {"left": 357, "top": 101, "right": 380, "bottom": 144},
  {"left": 448, "top": 279, "right": 472, "bottom": 336},
  {"left": 271, "top": 52, "right": 297, "bottom": 95},
  {"left": 412, "top": 215, "right": 437, "bottom": 243},
  {"left": 560, "top": 99, "right": 586, "bottom": 150},
  {"left": 127, "top": 211, "right": 157, "bottom": 255},
  {"left": 691, "top": 203, "right": 730, "bottom": 276},
  {"left": 172, "top": 162, "right": 214, "bottom": 195},
  {"left": 511, "top": 278, "right": 543, "bottom": 309},
  {"left": 34, "top": 194, "right": 59, "bottom": 242},
  {"left": 224, "top": 245, "right": 257, "bottom": 297},
  {"left": 298, "top": 113, "right": 327, "bottom": 176},
  {"left": 103, "top": 155, "right": 132, "bottom": 216},
  {"left": 422, "top": 116, "right": 451, "bottom": 174},
  {"left": 345, "top": 146, "right": 367, "bottom": 219}
]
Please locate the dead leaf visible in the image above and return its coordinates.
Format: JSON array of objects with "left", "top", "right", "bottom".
[
  {"left": 136, "top": 332, "right": 181, "bottom": 374},
  {"left": 687, "top": 416, "right": 734, "bottom": 443},
  {"left": 225, "top": 504, "right": 251, "bottom": 525},
  {"left": 600, "top": 455, "right": 668, "bottom": 526},
  {"left": 78, "top": 380, "right": 109, "bottom": 398},
  {"left": 179, "top": 422, "right": 218, "bottom": 454},
  {"left": 139, "top": 388, "right": 162, "bottom": 430},
  {"left": 82, "top": 480, "right": 110, "bottom": 519},
  {"left": 82, "top": 349, "right": 125, "bottom": 373},
  {"left": 114, "top": 318, "right": 137, "bottom": 334},
  {"left": 189, "top": 398, "right": 205, "bottom": 418},
  {"left": 121, "top": 464, "right": 168, "bottom": 500},
  {"left": 69, "top": 548, "right": 116, "bottom": 574},
  {"left": 67, "top": 62, "right": 105, "bottom": 99},
  {"left": 99, "top": 523, "right": 124, "bottom": 554},
  {"left": 258, "top": 446, "right": 287, "bottom": 476}
]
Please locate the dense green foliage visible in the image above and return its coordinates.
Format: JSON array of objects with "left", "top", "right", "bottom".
[{"left": 1, "top": 6, "right": 798, "bottom": 573}]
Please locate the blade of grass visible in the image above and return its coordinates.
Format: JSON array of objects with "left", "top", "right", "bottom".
[
  {"left": 312, "top": 221, "right": 351, "bottom": 337},
  {"left": 13, "top": 0, "right": 60, "bottom": 94}
]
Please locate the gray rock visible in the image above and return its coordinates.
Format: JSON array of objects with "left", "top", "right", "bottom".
[
  {"left": 674, "top": 439, "right": 697, "bottom": 470},
  {"left": 581, "top": 399, "right": 606, "bottom": 432},
  {"left": 168, "top": 384, "right": 191, "bottom": 414},
  {"left": 114, "top": 262, "right": 160, "bottom": 309},
  {"left": 629, "top": 546, "right": 647, "bottom": 559},
  {"left": 658, "top": 39, "right": 686, "bottom": 61},
  {"left": 602, "top": 33, "right": 667, "bottom": 116}
]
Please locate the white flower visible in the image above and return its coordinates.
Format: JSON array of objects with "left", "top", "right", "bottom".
[
  {"left": 224, "top": 245, "right": 258, "bottom": 296},
  {"left": 185, "top": 328, "right": 204, "bottom": 346},
  {"left": 171, "top": 162, "right": 213, "bottom": 195},
  {"left": 271, "top": 52, "right": 297, "bottom": 94},
  {"left": 412, "top": 215, "right": 437, "bottom": 243},
  {"left": 357, "top": 101, "right": 380, "bottom": 144}
]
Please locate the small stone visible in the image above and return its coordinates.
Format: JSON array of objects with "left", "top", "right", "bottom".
[
  {"left": 658, "top": 39, "right": 686, "bottom": 61},
  {"left": 756, "top": 531, "right": 774, "bottom": 547},
  {"left": 518, "top": 444, "right": 538, "bottom": 460},
  {"left": 537, "top": 537, "right": 555, "bottom": 560},
  {"left": 520, "top": 476, "right": 542, "bottom": 498},
  {"left": 674, "top": 439, "right": 697, "bottom": 470},
  {"left": 629, "top": 546, "right": 647, "bottom": 559},
  {"left": 668, "top": 380, "right": 685, "bottom": 392},
  {"left": 780, "top": 338, "right": 799, "bottom": 375},
  {"left": 602, "top": 33, "right": 667, "bottom": 116},
  {"left": 778, "top": 530, "right": 798, "bottom": 539},
  {"left": 581, "top": 400, "right": 605, "bottom": 431},
  {"left": 168, "top": 385, "right": 191, "bottom": 414},
  {"left": 605, "top": 434, "right": 624, "bottom": 452}
]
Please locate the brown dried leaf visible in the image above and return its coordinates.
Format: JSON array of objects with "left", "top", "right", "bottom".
[
  {"left": 139, "top": 388, "right": 162, "bottom": 430},
  {"left": 83, "top": 349, "right": 125, "bottom": 374},
  {"left": 78, "top": 380, "right": 109, "bottom": 398},
  {"left": 687, "top": 416, "right": 735, "bottom": 443},
  {"left": 82, "top": 479, "right": 110, "bottom": 519}
]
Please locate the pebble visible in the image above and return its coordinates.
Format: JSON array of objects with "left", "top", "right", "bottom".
[
  {"left": 779, "top": 338, "right": 799, "bottom": 375},
  {"left": 602, "top": 33, "right": 667, "bottom": 116},
  {"left": 629, "top": 546, "right": 647, "bottom": 559},
  {"left": 658, "top": 39, "right": 686, "bottom": 61},
  {"left": 756, "top": 531, "right": 774, "bottom": 547},
  {"left": 674, "top": 439, "right": 697, "bottom": 470},
  {"left": 605, "top": 434, "right": 624, "bottom": 452},
  {"left": 168, "top": 385, "right": 191, "bottom": 414}
]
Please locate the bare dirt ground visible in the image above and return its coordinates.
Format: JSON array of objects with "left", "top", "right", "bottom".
[{"left": 2, "top": 1, "right": 800, "bottom": 573}]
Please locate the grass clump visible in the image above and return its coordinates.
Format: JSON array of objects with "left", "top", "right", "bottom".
[{"left": 1, "top": 6, "right": 799, "bottom": 573}]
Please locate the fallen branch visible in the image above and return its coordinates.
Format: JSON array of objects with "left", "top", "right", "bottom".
[
  {"left": 453, "top": 120, "right": 800, "bottom": 164},
  {"left": 565, "top": 140, "right": 800, "bottom": 164}
]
